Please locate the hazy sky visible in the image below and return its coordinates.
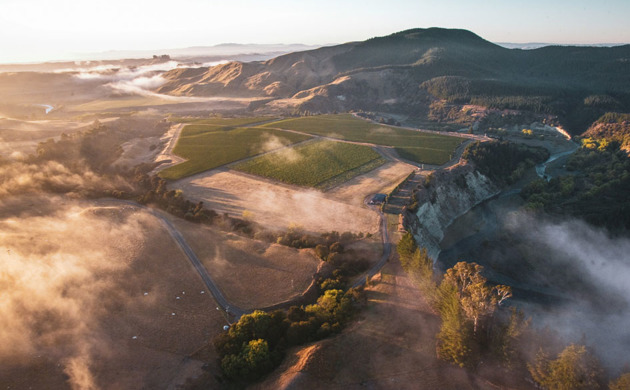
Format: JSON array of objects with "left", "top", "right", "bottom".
[{"left": 1, "top": 0, "right": 629, "bottom": 63}]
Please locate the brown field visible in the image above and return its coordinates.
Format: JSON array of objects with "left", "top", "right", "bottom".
[
  {"left": 326, "top": 161, "right": 415, "bottom": 206},
  {"left": 0, "top": 197, "right": 226, "bottom": 390},
  {"left": 172, "top": 169, "right": 380, "bottom": 234},
  {"left": 169, "top": 217, "right": 322, "bottom": 309}
]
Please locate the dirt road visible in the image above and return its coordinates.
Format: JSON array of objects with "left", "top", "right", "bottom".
[{"left": 100, "top": 199, "right": 249, "bottom": 320}]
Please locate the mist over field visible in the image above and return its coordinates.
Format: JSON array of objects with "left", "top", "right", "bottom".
[{"left": 0, "top": 197, "right": 150, "bottom": 388}]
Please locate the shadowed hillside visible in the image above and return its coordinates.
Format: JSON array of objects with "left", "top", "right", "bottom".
[{"left": 157, "top": 28, "right": 630, "bottom": 134}]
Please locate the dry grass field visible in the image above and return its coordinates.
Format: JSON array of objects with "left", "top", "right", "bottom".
[
  {"left": 169, "top": 217, "right": 322, "bottom": 309},
  {"left": 172, "top": 169, "right": 380, "bottom": 234}
]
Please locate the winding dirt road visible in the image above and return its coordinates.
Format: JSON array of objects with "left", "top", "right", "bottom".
[{"left": 100, "top": 199, "right": 249, "bottom": 320}]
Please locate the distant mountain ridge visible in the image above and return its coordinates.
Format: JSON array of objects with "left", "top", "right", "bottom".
[
  {"left": 496, "top": 42, "right": 626, "bottom": 50},
  {"left": 157, "top": 28, "right": 630, "bottom": 134}
]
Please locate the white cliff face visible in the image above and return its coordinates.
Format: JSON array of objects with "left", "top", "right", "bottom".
[{"left": 408, "top": 164, "right": 499, "bottom": 260}]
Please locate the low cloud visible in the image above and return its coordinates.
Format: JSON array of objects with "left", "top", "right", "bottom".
[
  {"left": 506, "top": 213, "right": 630, "bottom": 370},
  {"left": 0, "top": 198, "right": 150, "bottom": 388},
  {"left": 107, "top": 75, "right": 167, "bottom": 96},
  {"left": 259, "top": 134, "right": 303, "bottom": 163},
  {"left": 0, "top": 159, "right": 132, "bottom": 197}
]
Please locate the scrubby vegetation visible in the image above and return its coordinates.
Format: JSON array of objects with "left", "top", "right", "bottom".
[
  {"left": 211, "top": 258, "right": 367, "bottom": 385},
  {"left": 416, "top": 64, "right": 630, "bottom": 135},
  {"left": 234, "top": 140, "right": 385, "bottom": 188},
  {"left": 264, "top": 114, "right": 463, "bottom": 165},
  {"left": 159, "top": 125, "right": 311, "bottom": 180},
  {"left": 582, "top": 112, "right": 630, "bottom": 151},
  {"left": 397, "top": 232, "right": 630, "bottom": 388},
  {"left": 397, "top": 233, "right": 523, "bottom": 368},
  {"left": 529, "top": 344, "right": 606, "bottom": 390},
  {"left": 462, "top": 141, "right": 549, "bottom": 184},
  {"left": 522, "top": 137, "right": 630, "bottom": 232}
]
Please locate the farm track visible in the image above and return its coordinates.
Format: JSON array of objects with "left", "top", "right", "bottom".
[
  {"left": 99, "top": 199, "right": 249, "bottom": 320},
  {"left": 151, "top": 123, "right": 186, "bottom": 175}
]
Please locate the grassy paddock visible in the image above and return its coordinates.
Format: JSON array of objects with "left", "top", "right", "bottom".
[
  {"left": 395, "top": 146, "right": 454, "bottom": 165},
  {"left": 263, "top": 114, "right": 463, "bottom": 164},
  {"left": 159, "top": 126, "right": 310, "bottom": 180},
  {"left": 233, "top": 140, "right": 385, "bottom": 189}
]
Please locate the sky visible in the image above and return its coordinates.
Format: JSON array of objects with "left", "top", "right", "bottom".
[{"left": 1, "top": 0, "right": 629, "bottom": 63}]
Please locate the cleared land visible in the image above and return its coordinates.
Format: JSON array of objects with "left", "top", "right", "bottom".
[
  {"left": 263, "top": 114, "right": 463, "bottom": 165},
  {"left": 158, "top": 125, "right": 311, "bottom": 180},
  {"left": 234, "top": 139, "right": 385, "bottom": 189},
  {"left": 172, "top": 170, "right": 379, "bottom": 234},
  {"left": 326, "top": 161, "right": 415, "bottom": 207}
]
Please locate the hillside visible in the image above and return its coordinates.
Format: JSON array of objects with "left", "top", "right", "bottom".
[
  {"left": 156, "top": 28, "right": 630, "bottom": 135},
  {"left": 582, "top": 112, "right": 630, "bottom": 151}
]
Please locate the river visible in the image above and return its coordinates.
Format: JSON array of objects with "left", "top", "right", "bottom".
[
  {"left": 437, "top": 140, "right": 580, "bottom": 305},
  {"left": 535, "top": 142, "right": 579, "bottom": 180}
]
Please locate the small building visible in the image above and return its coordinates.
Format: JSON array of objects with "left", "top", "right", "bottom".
[{"left": 368, "top": 193, "right": 387, "bottom": 205}]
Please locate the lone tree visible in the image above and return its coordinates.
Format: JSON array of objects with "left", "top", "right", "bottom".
[{"left": 443, "top": 262, "right": 512, "bottom": 333}]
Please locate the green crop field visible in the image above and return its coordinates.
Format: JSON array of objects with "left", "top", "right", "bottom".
[
  {"left": 168, "top": 116, "right": 276, "bottom": 126},
  {"left": 233, "top": 140, "right": 385, "bottom": 189},
  {"left": 395, "top": 146, "right": 455, "bottom": 166},
  {"left": 159, "top": 126, "right": 311, "bottom": 180},
  {"left": 263, "top": 114, "right": 463, "bottom": 165}
]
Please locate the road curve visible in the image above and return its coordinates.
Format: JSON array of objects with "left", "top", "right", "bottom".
[{"left": 100, "top": 199, "right": 249, "bottom": 320}]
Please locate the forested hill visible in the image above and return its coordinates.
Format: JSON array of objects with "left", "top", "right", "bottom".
[{"left": 157, "top": 28, "right": 630, "bottom": 134}]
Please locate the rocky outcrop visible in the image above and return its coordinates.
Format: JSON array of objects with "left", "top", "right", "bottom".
[{"left": 403, "top": 163, "right": 499, "bottom": 260}]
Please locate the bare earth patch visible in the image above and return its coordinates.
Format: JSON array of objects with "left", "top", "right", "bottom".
[
  {"left": 327, "top": 161, "right": 415, "bottom": 206},
  {"left": 172, "top": 169, "right": 379, "bottom": 234}
]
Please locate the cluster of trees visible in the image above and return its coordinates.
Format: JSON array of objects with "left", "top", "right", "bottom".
[
  {"left": 522, "top": 137, "right": 630, "bottom": 231},
  {"left": 213, "top": 286, "right": 365, "bottom": 383},
  {"left": 397, "top": 233, "right": 630, "bottom": 387},
  {"left": 528, "top": 343, "right": 630, "bottom": 389},
  {"left": 135, "top": 175, "right": 218, "bottom": 222},
  {"left": 315, "top": 240, "right": 370, "bottom": 282},
  {"left": 419, "top": 72, "right": 630, "bottom": 135},
  {"left": 529, "top": 344, "right": 606, "bottom": 390},
  {"left": 211, "top": 229, "right": 375, "bottom": 384},
  {"left": 397, "top": 233, "right": 520, "bottom": 368},
  {"left": 34, "top": 120, "right": 123, "bottom": 172},
  {"left": 276, "top": 226, "right": 363, "bottom": 250},
  {"left": 462, "top": 141, "right": 549, "bottom": 184}
]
